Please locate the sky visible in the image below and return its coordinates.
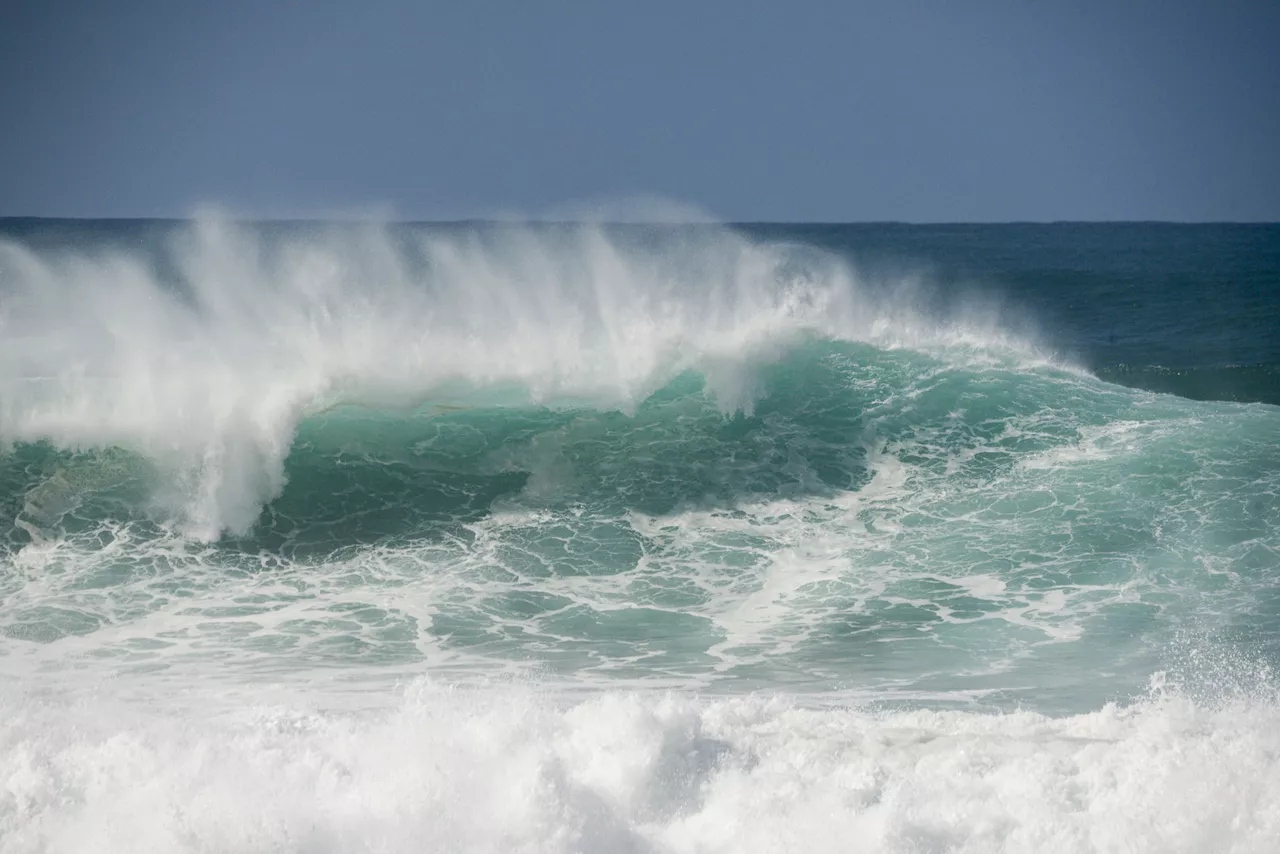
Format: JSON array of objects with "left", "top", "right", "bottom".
[{"left": 2, "top": 0, "right": 1278, "bottom": 222}]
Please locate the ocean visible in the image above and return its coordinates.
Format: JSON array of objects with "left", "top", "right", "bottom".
[{"left": 1, "top": 217, "right": 1278, "bottom": 852}]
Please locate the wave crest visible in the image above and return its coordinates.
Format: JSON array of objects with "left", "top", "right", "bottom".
[{"left": 0, "top": 217, "right": 1038, "bottom": 539}]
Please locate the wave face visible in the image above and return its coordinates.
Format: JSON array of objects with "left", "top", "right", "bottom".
[
  {"left": 1, "top": 218, "right": 1278, "bottom": 851},
  {"left": 0, "top": 217, "right": 1028, "bottom": 541}
]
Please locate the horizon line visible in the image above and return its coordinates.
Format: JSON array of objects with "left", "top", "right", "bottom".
[{"left": 2, "top": 215, "right": 1278, "bottom": 227}]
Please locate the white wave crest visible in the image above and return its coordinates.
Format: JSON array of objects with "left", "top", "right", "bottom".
[{"left": 0, "top": 216, "right": 1037, "bottom": 540}]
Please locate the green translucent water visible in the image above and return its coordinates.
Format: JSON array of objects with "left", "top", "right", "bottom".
[{"left": 4, "top": 339, "right": 1276, "bottom": 712}]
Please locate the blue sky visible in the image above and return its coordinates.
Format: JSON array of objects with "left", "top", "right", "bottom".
[{"left": 2, "top": 0, "right": 1277, "bottom": 221}]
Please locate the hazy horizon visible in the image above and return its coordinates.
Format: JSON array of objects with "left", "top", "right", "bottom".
[{"left": 3, "top": 213, "right": 1278, "bottom": 225}]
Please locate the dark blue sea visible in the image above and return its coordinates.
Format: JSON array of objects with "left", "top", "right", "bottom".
[{"left": 1, "top": 217, "right": 1277, "bottom": 851}]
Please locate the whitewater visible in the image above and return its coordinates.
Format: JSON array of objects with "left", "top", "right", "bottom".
[{"left": 1, "top": 217, "right": 1278, "bottom": 852}]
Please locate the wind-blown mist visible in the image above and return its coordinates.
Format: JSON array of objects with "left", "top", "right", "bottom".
[{"left": 0, "top": 218, "right": 1027, "bottom": 539}]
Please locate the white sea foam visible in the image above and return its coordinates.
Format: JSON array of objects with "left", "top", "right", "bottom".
[
  {"left": 3, "top": 220, "right": 1277, "bottom": 852},
  {"left": 1, "top": 678, "right": 1277, "bottom": 854},
  {"left": 0, "top": 216, "right": 1043, "bottom": 540}
]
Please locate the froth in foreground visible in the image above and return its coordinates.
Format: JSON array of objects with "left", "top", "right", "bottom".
[{"left": 2, "top": 679, "right": 1278, "bottom": 854}]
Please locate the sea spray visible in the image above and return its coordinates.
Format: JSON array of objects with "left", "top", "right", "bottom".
[
  {"left": 0, "top": 217, "right": 1036, "bottom": 539},
  {"left": 2, "top": 219, "right": 1278, "bottom": 852}
]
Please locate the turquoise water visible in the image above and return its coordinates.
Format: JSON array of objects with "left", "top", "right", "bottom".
[{"left": 1, "top": 218, "right": 1278, "bottom": 851}]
